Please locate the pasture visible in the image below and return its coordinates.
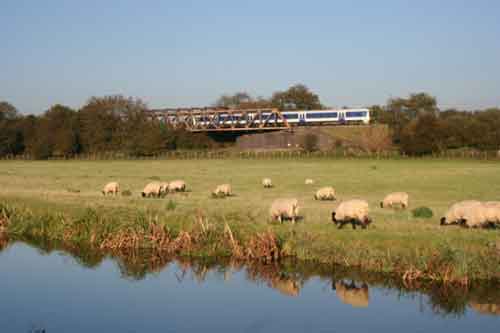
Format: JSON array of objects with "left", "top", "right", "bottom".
[{"left": 1, "top": 158, "right": 499, "bottom": 282}]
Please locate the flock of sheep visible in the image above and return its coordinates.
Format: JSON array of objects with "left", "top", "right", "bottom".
[{"left": 102, "top": 180, "right": 499, "bottom": 230}]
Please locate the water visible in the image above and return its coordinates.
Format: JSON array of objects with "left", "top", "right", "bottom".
[{"left": 0, "top": 241, "right": 498, "bottom": 333}]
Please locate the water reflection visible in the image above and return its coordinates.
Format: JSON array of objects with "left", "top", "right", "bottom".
[
  {"left": 1, "top": 237, "right": 499, "bottom": 319},
  {"left": 333, "top": 280, "right": 370, "bottom": 308}
]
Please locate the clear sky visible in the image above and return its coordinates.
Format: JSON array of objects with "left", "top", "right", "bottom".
[{"left": 1, "top": 0, "right": 499, "bottom": 114}]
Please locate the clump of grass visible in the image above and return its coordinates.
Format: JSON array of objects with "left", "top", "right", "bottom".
[
  {"left": 370, "top": 165, "right": 377, "bottom": 170},
  {"left": 148, "top": 176, "right": 160, "bottom": 181},
  {"left": 121, "top": 190, "right": 132, "bottom": 197},
  {"left": 66, "top": 187, "right": 81, "bottom": 193},
  {"left": 412, "top": 206, "right": 434, "bottom": 219},
  {"left": 166, "top": 200, "right": 177, "bottom": 211}
]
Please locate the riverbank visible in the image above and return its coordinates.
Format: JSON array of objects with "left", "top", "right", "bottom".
[{"left": 0, "top": 159, "right": 499, "bottom": 283}]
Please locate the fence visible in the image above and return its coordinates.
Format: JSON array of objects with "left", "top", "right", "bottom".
[{"left": 1, "top": 149, "right": 499, "bottom": 161}]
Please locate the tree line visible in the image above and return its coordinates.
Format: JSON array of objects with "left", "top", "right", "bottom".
[
  {"left": 369, "top": 93, "right": 500, "bottom": 155},
  {"left": 1, "top": 85, "right": 499, "bottom": 158},
  {"left": 0, "top": 96, "right": 216, "bottom": 159}
]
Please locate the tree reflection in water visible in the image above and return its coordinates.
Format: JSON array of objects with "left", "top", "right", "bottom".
[{"left": 1, "top": 238, "right": 499, "bottom": 318}]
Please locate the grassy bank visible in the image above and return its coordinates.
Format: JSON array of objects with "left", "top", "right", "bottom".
[{"left": 1, "top": 159, "right": 499, "bottom": 283}]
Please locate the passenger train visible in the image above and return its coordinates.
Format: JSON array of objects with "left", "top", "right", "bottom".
[{"left": 192, "top": 108, "right": 370, "bottom": 126}]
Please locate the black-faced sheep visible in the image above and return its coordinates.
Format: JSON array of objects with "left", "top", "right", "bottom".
[
  {"left": 332, "top": 199, "right": 372, "bottom": 229},
  {"left": 270, "top": 198, "right": 299, "bottom": 224}
]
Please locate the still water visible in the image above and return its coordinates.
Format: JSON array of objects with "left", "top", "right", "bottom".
[{"left": 0, "top": 241, "right": 498, "bottom": 333}]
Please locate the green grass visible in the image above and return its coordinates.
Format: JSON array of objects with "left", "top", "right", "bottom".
[{"left": 0, "top": 158, "right": 499, "bottom": 282}]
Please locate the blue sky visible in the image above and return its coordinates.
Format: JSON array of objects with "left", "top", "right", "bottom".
[{"left": 1, "top": 0, "right": 499, "bottom": 114}]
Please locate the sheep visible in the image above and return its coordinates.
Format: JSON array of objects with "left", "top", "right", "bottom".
[
  {"left": 212, "top": 184, "right": 232, "bottom": 198},
  {"left": 380, "top": 192, "right": 409, "bottom": 209},
  {"left": 159, "top": 182, "right": 169, "bottom": 198},
  {"left": 461, "top": 202, "right": 500, "bottom": 229},
  {"left": 269, "top": 198, "right": 299, "bottom": 224},
  {"left": 440, "top": 200, "right": 482, "bottom": 226},
  {"left": 141, "top": 182, "right": 162, "bottom": 198},
  {"left": 305, "top": 179, "right": 314, "bottom": 185},
  {"left": 102, "top": 182, "right": 119, "bottom": 196},
  {"left": 332, "top": 199, "right": 371, "bottom": 229},
  {"left": 168, "top": 180, "right": 186, "bottom": 193},
  {"left": 262, "top": 178, "right": 273, "bottom": 188},
  {"left": 334, "top": 281, "right": 369, "bottom": 308},
  {"left": 314, "top": 187, "right": 336, "bottom": 201}
]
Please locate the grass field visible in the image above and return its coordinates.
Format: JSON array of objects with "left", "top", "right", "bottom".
[{"left": 1, "top": 158, "right": 499, "bottom": 282}]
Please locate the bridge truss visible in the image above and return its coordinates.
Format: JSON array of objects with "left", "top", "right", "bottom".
[{"left": 147, "top": 108, "right": 291, "bottom": 132}]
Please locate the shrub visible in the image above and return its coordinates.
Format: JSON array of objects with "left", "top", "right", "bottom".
[
  {"left": 166, "top": 200, "right": 177, "bottom": 211},
  {"left": 302, "top": 133, "right": 319, "bottom": 152},
  {"left": 412, "top": 206, "right": 434, "bottom": 219}
]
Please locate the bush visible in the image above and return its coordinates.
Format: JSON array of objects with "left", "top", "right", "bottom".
[
  {"left": 122, "top": 190, "right": 132, "bottom": 197},
  {"left": 302, "top": 133, "right": 318, "bottom": 152},
  {"left": 166, "top": 200, "right": 176, "bottom": 211},
  {"left": 412, "top": 206, "right": 434, "bottom": 219}
]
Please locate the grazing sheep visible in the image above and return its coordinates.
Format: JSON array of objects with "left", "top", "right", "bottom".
[
  {"left": 314, "top": 187, "right": 336, "bottom": 201},
  {"left": 159, "top": 182, "right": 169, "bottom": 197},
  {"left": 461, "top": 203, "right": 500, "bottom": 229},
  {"left": 305, "top": 179, "right": 314, "bottom": 185},
  {"left": 380, "top": 192, "right": 409, "bottom": 209},
  {"left": 102, "top": 182, "right": 119, "bottom": 196},
  {"left": 334, "top": 281, "right": 369, "bottom": 308},
  {"left": 270, "top": 198, "right": 299, "bottom": 224},
  {"left": 168, "top": 180, "right": 186, "bottom": 192},
  {"left": 440, "top": 200, "right": 482, "bottom": 226},
  {"left": 332, "top": 199, "right": 371, "bottom": 229},
  {"left": 262, "top": 178, "right": 273, "bottom": 188},
  {"left": 482, "top": 202, "right": 500, "bottom": 226},
  {"left": 141, "top": 182, "right": 162, "bottom": 198},
  {"left": 212, "top": 184, "right": 232, "bottom": 198}
]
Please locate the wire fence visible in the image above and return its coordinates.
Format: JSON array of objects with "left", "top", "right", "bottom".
[{"left": 1, "top": 149, "right": 499, "bottom": 161}]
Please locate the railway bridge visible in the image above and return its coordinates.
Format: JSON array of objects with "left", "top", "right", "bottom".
[{"left": 147, "top": 108, "right": 291, "bottom": 133}]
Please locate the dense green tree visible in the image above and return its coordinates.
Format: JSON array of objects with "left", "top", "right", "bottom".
[
  {"left": 78, "top": 95, "right": 146, "bottom": 153},
  {"left": 271, "top": 84, "right": 322, "bottom": 110}
]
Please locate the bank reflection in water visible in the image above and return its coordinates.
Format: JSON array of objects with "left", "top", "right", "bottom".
[{"left": 1, "top": 238, "right": 499, "bottom": 319}]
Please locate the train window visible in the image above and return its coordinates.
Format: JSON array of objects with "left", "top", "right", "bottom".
[
  {"left": 283, "top": 113, "right": 298, "bottom": 119},
  {"left": 306, "top": 112, "right": 338, "bottom": 119},
  {"left": 346, "top": 111, "right": 367, "bottom": 118}
]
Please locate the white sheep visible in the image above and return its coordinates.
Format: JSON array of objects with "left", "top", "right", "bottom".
[
  {"left": 262, "top": 178, "right": 273, "bottom": 188},
  {"left": 462, "top": 202, "right": 500, "bottom": 228},
  {"left": 380, "top": 192, "right": 409, "bottom": 209},
  {"left": 314, "top": 187, "right": 336, "bottom": 201},
  {"left": 159, "top": 182, "right": 169, "bottom": 197},
  {"left": 141, "top": 182, "right": 162, "bottom": 198},
  {"left": 305, "top": 179, "right": 314, "bottom": 185},
  {"left": 440, "top": 200, "right": 482, "bottom": 226},
  {"left": 332, "top": 199, "right": 371, "bottom": 229},
  {"left": 270, "top": 198, "right": 299, "bottom": 224},
  {"left": 168, "top": 180, "right": 186, "bottom": 192},
  {"left": 212, "top": 184, "right": 232, "bottom": 198},
  {"left": 102, "top": 182, "right": 119, "bottom": 196}
]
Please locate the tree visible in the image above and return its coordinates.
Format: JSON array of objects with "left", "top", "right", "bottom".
[
  {"left": 0, "top": 101, "right": 19, "bottom": 121},
  {"left": 400, "top": 113, "right": 444, "bottom": 155},
  {"left": 271, "top": 84, "right": 322, "bottom": 110},
  {"left": 78, "top": 95, "right": 147, "bottom": 153},
  {"left": 214, "top": 92, "right": 252, "bottom": 108},
  {"left": 302, "top": 133, "right": 319, "bottom": 152}
]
